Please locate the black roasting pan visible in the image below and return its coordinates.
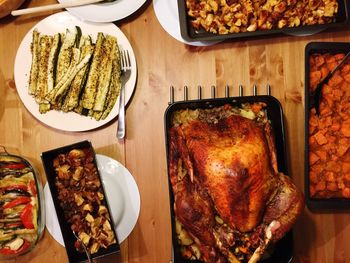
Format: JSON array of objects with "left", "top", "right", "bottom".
[
  {"left": 178, "top": 0, "right": 349, "bottom": 42},
  {"left": 164, "top": 96, "right": 293, "bottom": 262},
  {"left": 41, "top": 140, "right": 120, "bottom": 263},
  {"left": 305, "top": 42, "right": 350, "bottom": 210}
]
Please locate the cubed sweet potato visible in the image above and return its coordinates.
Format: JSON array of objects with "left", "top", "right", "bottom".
[
  {"left": 327, "top": 182, "right": 338, "bottom": 192},
  {"left": 314, "top": 55, "right": 325, "bottom": 68},
  {"left": 315, "top": 150, "right": 327, "bottom": 162},
  {"left": 340, "top": 123, "right": 350, "bottom": 137},
  {"left": 309, "top": 152, "right": 320, "bottom": 165},
  {"left": 338, "top": 144, "right": 350, "bottom": 156},
  {"left": 313, "top": 131, "right": 328, "bottom": 145},
  {"left": 342, "top": 162, "right": 350, "bottom": 173},
  {"left": 328, "top": 74, "right": 344, "bottom": 87}
]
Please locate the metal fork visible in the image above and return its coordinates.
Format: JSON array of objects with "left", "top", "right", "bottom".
[
  {"left": 72, "top": 230, "right": 92, "bottom": 263},
  {"left": 117, "top": 49, "right": 132, "bottom": 139}
]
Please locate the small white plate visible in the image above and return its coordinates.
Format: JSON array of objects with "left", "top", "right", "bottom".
[
  {"left": 153, "top": 0, "right": 221, "bottom": 46},
  {"left": 58, "top": 0, "right": 147, "bottom": 22},
  {"left": 14, "top": 12, "right": 137, "bottom": 132},
  {"left": 44, "top": 154, "right": 140, "bottom": 245}
]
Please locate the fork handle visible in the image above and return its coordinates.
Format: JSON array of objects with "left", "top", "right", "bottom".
[
  {"left": 117, "top": 86, "right": 125, "bottom": 139},
  {"left": 83, "top": 245, "right": 93, "bottom": 263}
]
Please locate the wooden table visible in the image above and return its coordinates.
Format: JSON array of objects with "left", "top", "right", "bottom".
[{"left": 1, "top": 0, "right": 350, "bottom": 262}]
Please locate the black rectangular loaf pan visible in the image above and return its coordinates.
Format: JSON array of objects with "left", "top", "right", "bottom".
[
  {"left": 178, "top": 0, "right": 349, "bottom": 42},
  {"left": 164, "top": 96, "right": 293, "bottom": 263},
  {"left": 305, "top": 42, "right": 350, "bottom": 210},
  {"left": 41, "top": 140, "right": 120, "bottom": 263}
]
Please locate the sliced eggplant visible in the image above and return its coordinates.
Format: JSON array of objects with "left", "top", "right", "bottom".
[
  {"left": 3, "top": 189, "right": 30, "bottom": 197},
  {"left": 4, "top": 237, "right": 24, "bottom": 251},
  {"left": 0, "top": 168, "right": 32, "bottom": 177}
]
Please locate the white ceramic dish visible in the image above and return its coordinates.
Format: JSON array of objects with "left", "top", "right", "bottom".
[
  {"left": 44, "top": 154, "right": 140, "bottom": 245},
  {"left": 58, "top": 0, "right": 146, "bottom": 22},
  {"left": 153, "top": 0, "right": 221, "bottom": 46},
  {"left": 14, "top": 11, "right": 137, "bottom": 132}
]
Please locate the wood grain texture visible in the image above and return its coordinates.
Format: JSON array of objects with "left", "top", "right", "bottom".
[{"left": 1, "top": 0, "right": 350, "bottom": 262}]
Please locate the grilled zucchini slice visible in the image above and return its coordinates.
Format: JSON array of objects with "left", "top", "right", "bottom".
[
  {"left": 81, "top": 32, "right": 105, "bottom": 110},
  {"left": 93, "top": 35, "right": 117, "bottom": 112},
  {"left": 28, "top": 29, "right": 40, "bottom": 95},
  {"left": 35, "top": 35, "right": 53, "bottom": 104},
  {"left": 55, "top": 26, "right": 81, "bottom": 84}
]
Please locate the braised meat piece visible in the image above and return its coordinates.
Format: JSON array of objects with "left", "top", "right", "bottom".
[{"left": 168, "top": 104, "right": 304, "bottom": 262}]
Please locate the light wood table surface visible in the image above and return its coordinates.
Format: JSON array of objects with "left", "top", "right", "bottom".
[{"left": 1, "top": 0, "right": 350, "bottom": 262}]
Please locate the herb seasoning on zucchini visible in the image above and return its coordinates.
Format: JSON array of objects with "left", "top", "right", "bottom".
[{"left": 28, "top": 26, "right": 123, "bottom": 120}]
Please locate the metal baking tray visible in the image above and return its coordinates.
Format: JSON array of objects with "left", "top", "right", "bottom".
[
  {"left": 41, "top": 140, "right": 120, "bottom": 263},
  {"left": 164, "top": 95, "right": 293, "bottom": 262},
  {"left": 177, "top": 0, "right": 349, "bottom": 42},
  {"left": 305, "top": 42, "right": 350, "bottom": 210}
]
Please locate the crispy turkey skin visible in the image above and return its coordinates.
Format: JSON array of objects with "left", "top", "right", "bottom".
[{"left": 168, "top": 105, "right": 304, "bottom": 262}]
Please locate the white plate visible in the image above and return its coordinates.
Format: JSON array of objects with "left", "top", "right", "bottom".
[
  {"left": 44, "top": 154, "right": 140, "bottom": 245},
  {"left": 58, "top": 0, "right": 147, "bottom": 22},
  {"left": 14, "top": 12, "right": 137, "bottom": 132},
  {"left": 153, "top": 0, "right": 221, "bottom": 46}
]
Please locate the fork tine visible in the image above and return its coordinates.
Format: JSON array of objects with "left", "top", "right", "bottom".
[
  {"left": 125, "top": 50, "right": 131, "bottom": 68},
  {"left": 120, "top": 50, "right": 125, "bottom": 70},
  {"left": 120, "top": 49, "right": 131, "bottom": 70}
]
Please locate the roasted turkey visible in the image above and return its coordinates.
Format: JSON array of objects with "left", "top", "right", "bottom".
[{"left": 168, "top": 104, "right": 304, "bottom": 263}]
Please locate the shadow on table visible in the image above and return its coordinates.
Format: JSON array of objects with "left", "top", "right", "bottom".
[{"left": 115, "top": 0, "right": 151, "bottom": 26}]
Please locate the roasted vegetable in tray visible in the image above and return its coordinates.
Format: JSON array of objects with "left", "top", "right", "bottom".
[
  {"left": 308, "top": 52, "right": 350, "bottom": 199},
  {"left": 0, "top": 155, "right": 39, "bottom": 256},
  {"left": 52, "top": 148, "right": 116, "bottom": 254},
  {"left": 186, "top": 0, "right": 339, "bottom": 34},
  {"left": 28, "top": 26, "right": 121, "bottom": 120}
]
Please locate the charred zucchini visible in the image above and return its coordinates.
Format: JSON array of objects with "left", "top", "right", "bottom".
[
  {"left": 35, "top": 35, "right": 53, "bottom": 104},
  {"left": 62, "top": 37, "right": 94, "bottom": 112},
  {"left": 101, "top": 47, "right": 121, "bottom": 120},
  {"left": 47, "top": 33, "right": 61, "bottom": 94},
  {"left": 81, "top": 32, "right": 105, "bottom": 110},
  {"left": 27, "top": 27, "right": 123, "bottom": 120},
  {"left": 93, "top": 35, "right": 117, "bottom": 112},
  {"left": 55, "top": 26, "right": 81, "bottom": 84},
  {"left": 28, "top": 29, "right": 40, "bottom": 95}
]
